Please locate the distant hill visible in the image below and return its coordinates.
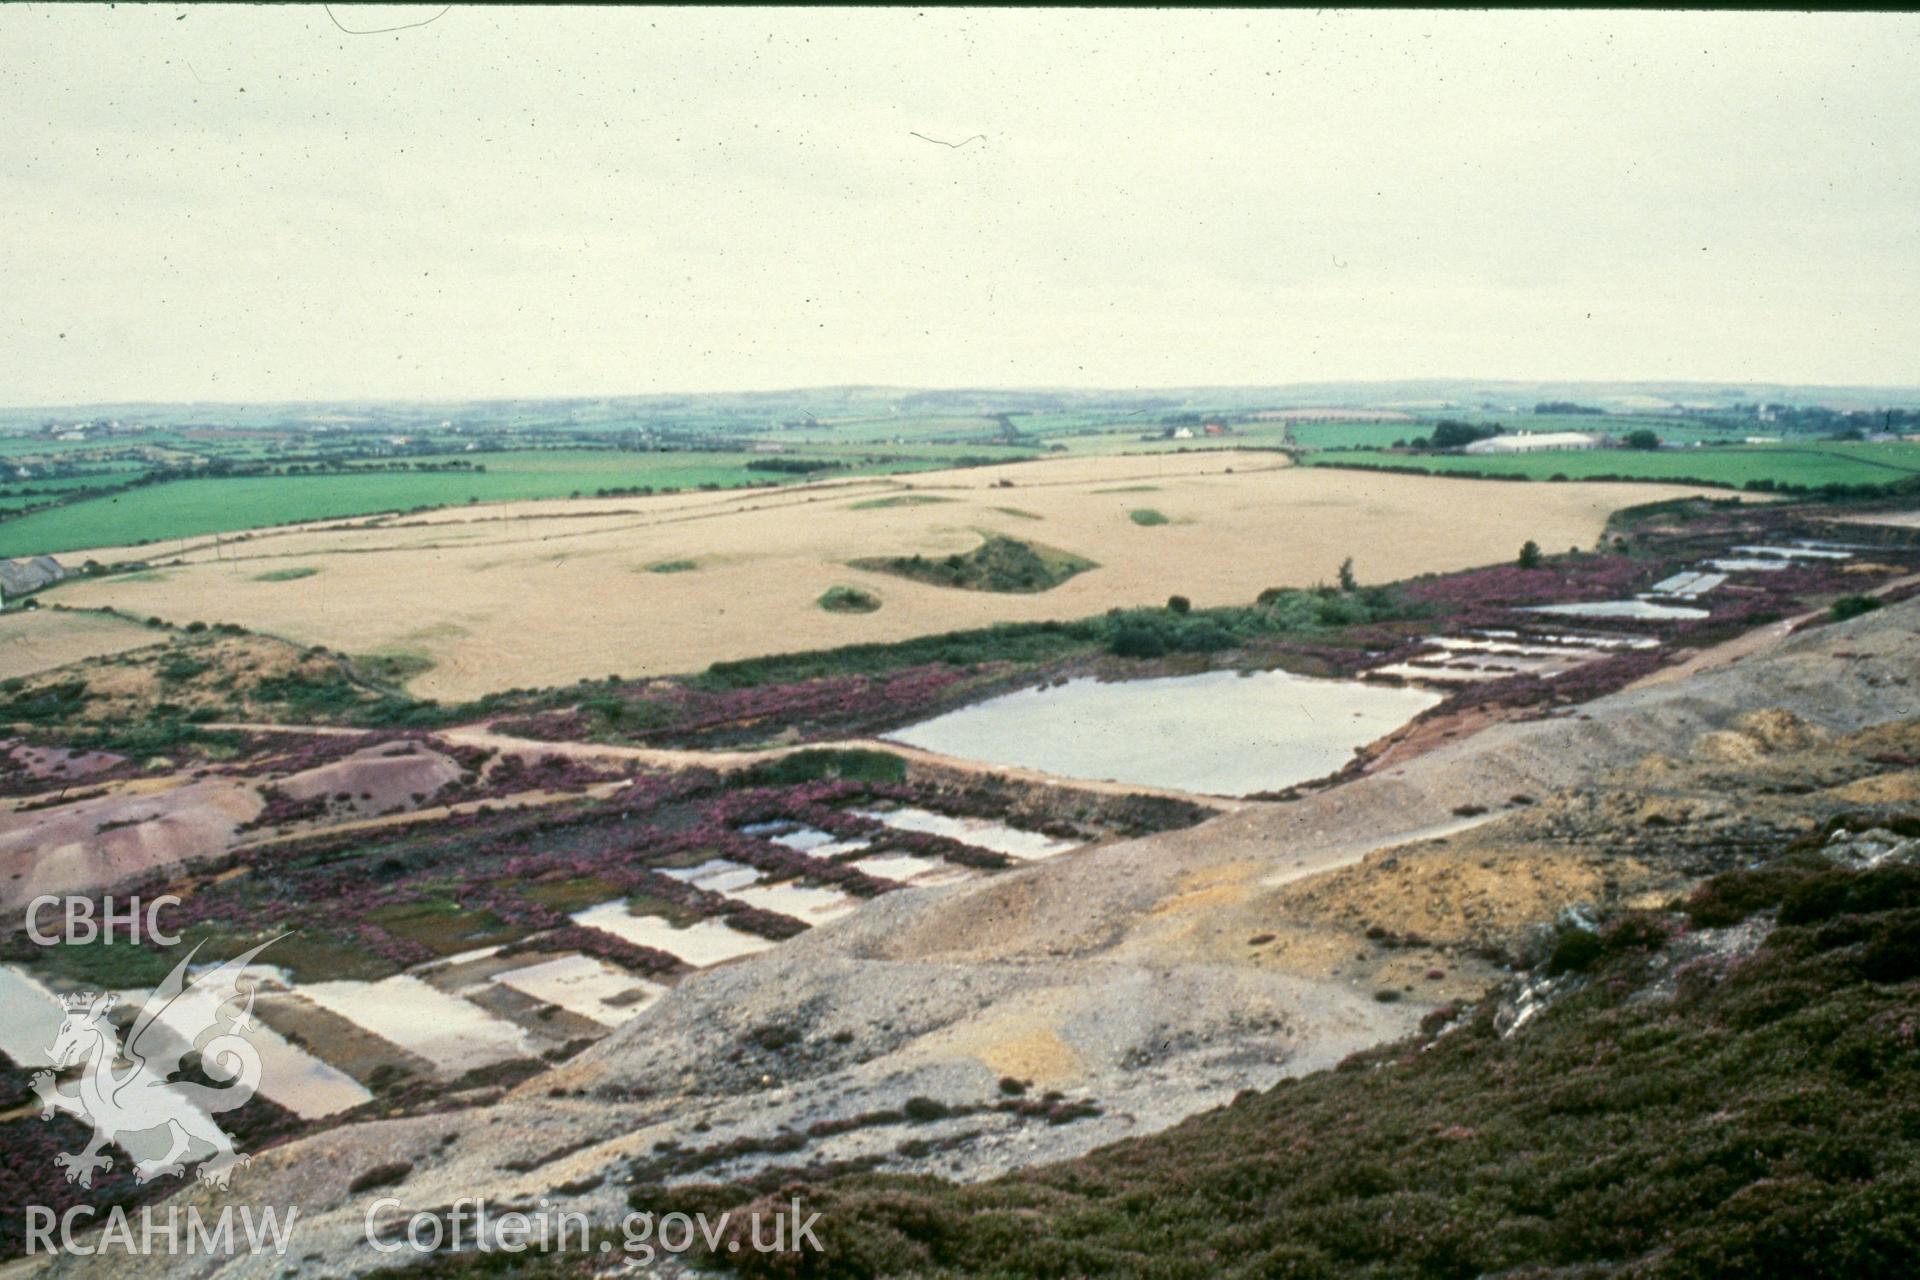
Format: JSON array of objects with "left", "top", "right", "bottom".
[{"left": 10, "top": 379, "right": 1920, "bottom": 432}]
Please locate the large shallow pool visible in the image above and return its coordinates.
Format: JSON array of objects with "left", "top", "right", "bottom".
[{"left": 885, "top": 669, "right": 1442, "bottom": 797}]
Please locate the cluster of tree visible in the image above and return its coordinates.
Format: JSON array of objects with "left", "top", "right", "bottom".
[
  {"left": 1420, "top": 419, "right": 1504, "bottom": 450},
  {"left": 1534, "top": 401, "right": 1608, "bottom": 414},
  {"left": 1713, "top": 404, "right": 1919, "bottom": 435},
  {"left": 744, "top": 457, "right": 845, "bottom": 475},
  {"left": 279, "top": 460, "right": 485, "bottom": 475},
  {"left": 985, "top": 412, "right": 1029, "bottom": 444}
]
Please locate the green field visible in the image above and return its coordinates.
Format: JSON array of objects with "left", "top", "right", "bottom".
[
  {"left": 1044, "top": 423, "right": 1298, "bottom": 455},
  {"left": 1289, "top": 415, "right": 1754, "bottom": 451},
  {"left": 1303, "top": 441, "right": 1920, "bottom": 491},
  {"left": 1287, "top": 421, "right": 1419, "bottom": 449},
  {"left": 0, "top": 448, "right": 984, "bottom": 557}
]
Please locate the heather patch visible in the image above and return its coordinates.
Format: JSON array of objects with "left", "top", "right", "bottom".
[{"left": 0, "top": 772, "right": 1108, "bottom": 990}]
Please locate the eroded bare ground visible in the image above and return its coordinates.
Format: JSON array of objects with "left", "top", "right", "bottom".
[{"left": 35, "top": 595, "right": 1918, "bottom": 1280}]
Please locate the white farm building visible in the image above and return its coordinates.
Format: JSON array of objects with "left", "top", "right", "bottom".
[{"left": 1463, "top": 431, "right": 1608, "bottom": 455}]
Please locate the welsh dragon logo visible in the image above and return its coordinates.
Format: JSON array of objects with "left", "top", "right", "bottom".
[{"left": 31, "top": 939, "right": 279, "bottom": 1191}]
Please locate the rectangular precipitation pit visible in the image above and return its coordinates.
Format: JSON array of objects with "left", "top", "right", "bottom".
[
  {"left": 1647, "top": 571, "right": 1728, "bottom": 599},
  {"left": 1477, "top": 629, "right": 1659, "bottom": 650},
  {"left": 295, "top": 975, "right": 535, "bottom": 1076},
  {"left": 1705, "top": 558, "right": 1790, "bottom": 572},
  {"left": 117, "top": 976, "right": 373, "bottom": 1119},
  {"left": 884, "top": 669, "right": 1443, "bottom": 798},
  {"left": 848, "top": 851, "right": 982, "bottom": 887},
  {"left": 4, "top": 963, "right": 371, "bottom": 1119},
  {"left": 742, "top": 823, "right": 873, "bottom": 858},
  {"left": 852, "top": 805, "right": 1076, "bottom": 859},
  {"left": 570, "top": 901, "right": 777, "bottom": 967},
  {"left": 0, "top": 964, "right": 67, "bottom": 1064},
  {"left": 1430, "top": 637, "right": 1609, "bottom": 660},
  {"left": 725, "top": 880, "right": 861, "bottom": 926},
  {"left": 1525, "top": 600, "right": 1709, "bottom": 621},
  {"left": 661, "top": 857, "right": 765, "bottom": 895},
  {"left": 1410, "top": 651, "right": 1585, "bottom": 676},
  {"left": 1732, "top": 545, "right": 1852, "bottom": 560},
  {"left": 490, "top": 954, "right": 666, "bottom": 1028}
]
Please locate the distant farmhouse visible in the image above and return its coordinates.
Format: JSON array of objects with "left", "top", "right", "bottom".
[
  {"left": 0, "top": 555, "right": 67, "bottom": 605},
  {"left": 1462, "top": 431, "right": 1608, "bottom": 455}
]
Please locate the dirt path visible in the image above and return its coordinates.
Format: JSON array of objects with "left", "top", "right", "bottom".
[
  {"left": 201, "top": 720, "right": 1251, "bottom": 810},
  {"left": 225, "top": 778, "right": 634, "bottom": 851}
]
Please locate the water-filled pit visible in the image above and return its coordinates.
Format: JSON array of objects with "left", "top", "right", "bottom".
[{"left": 886, "top": 669, "right": 1443, "bottom": 797}]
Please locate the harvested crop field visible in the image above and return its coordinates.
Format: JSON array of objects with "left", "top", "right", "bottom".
[
  {"left": 0, "top": 608, "right": 164, "bottom": 680},
  {"left": 47, "top": 453, "right": 1728, "bottom": 700}
]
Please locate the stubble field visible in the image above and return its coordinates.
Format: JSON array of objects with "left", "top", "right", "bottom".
[
  {"left": 0, "top": 608, "right": 165, "bottom": 680},
  {"left": 46, "top": 453, "right": 1729, "bottom": 700}
]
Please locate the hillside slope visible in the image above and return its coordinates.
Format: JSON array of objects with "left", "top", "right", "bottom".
[
  {"left": 672, "top": 834, "right": 1920, "bottom": 1279},
  {"left": 39, "top": 598, "right": 1920, "bottom": 1279}
]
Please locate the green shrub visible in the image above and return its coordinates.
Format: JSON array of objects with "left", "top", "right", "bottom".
[
  {"left": 1831, "top": 594, "right": 1884, "bottom": 623},
  {"left": 743, "top": 749, "right": 907, "bottom": 786},
  {"left": 1, "top": 679, "right": 90, "bottom": 724},
  {"left": 1544, "top": 927, "right": 1605, "bottom": 975},
  {"left": 701, "top": 586, "right": 1414, "bottom": 687},
  {"left": 74, "top": 718, "right": 241, "bottom": 761},
  {"left": 1780, "top": 866, "right": 1920, "bottom": 926},
  {"left": 1109, "top": 619, "right": 1168, "bottom": 658},
  {"left": 157, "top": 654, "right": 212, "bottom": 682},
  {"left": 1685, "top": 866, "right": 1811, "bottom": 927},
  {"left": 819, "top": 585, "right": 882, "bottom": 614},
  {"left": 251, "top": 669, "right": 366, "bottom": 717}
]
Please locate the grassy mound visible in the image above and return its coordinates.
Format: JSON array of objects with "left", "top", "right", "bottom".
[
  {"left": 253, "top": 566, "right": 319, "bottom": 582},
  {"left": 1129, "top": 507, "right": 1170, "bottom": 526},
  {"left": 854, "top": 535, "right": 1095, "bottom": 594}
]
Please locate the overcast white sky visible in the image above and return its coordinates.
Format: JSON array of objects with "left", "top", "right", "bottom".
[{"left": 2, "top": 6, "right": 1917, "bottom": 405}]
